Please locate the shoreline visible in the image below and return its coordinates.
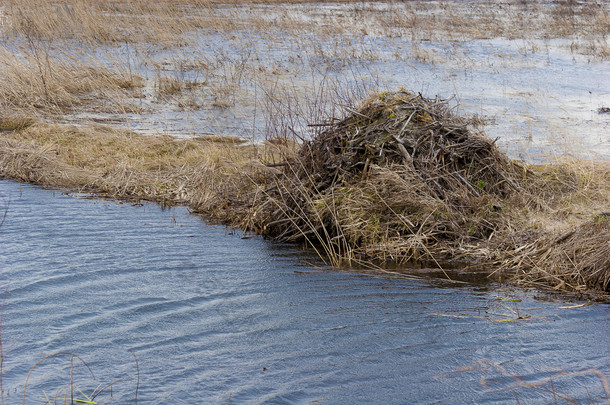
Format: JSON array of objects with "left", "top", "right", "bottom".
[
  {"left": 1, "top": 0, "right": 608, "bottom": 298},
  {"left": 2, "top": 92, "right": 608, "bottom": 298}
]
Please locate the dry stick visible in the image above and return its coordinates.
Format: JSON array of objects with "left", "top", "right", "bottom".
[
  {"left": 453, "top": 172, "right": 481, "bottom": 196},
  {"left": 395, "top": 141, "right": 412, "bottom": 163},
  {"left": 287, "top": 126, "right": 306, "bottom": 142},
  {"left": 396, "top": 110, "right": 417, "bottom": 139},
  {"left": 440, "top": 359, "right": 610, "bottom": 401},
  {"left": 307, "top": 123, "right": 334, "bottom": 127},
  {"left": 265, "top": 162, "right": 288, "bottom": 168},
  {"left": 131, "top": 351, "right": 139, "bottom": 405},
  {"left": 555, "top": 229, "right": 576, "bottom": 245},
  {"left": 343, "top": 106, "right": 371, "bottom": 120},
  {"left": 70, "top": 355, "right": 74, "bottom": 405},
  {"left": 482, "top": 361, "right": 607, "bottom": 402},
  {"left": 0, "top": 196, "right": 8, "bottom": 229},
  {"left": 266, "top": 217, "right": 298, "bottom": 228},
  {"left": 90, "top": 379, "right": 124, "bottom": 401}
]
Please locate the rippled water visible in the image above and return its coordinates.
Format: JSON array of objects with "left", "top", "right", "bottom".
[{"left": 0, "top": 179, "right": 608, "bottom": 404}]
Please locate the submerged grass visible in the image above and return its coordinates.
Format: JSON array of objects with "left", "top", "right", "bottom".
[
  {"left": 0, "top": 293, "right": 134, "bottom": 404},
  {"left": 1, "top": 90, "right": 609, "bottom": 296},
  {"left": 438, "top": 359, "right": 610, "bottom": 403}
]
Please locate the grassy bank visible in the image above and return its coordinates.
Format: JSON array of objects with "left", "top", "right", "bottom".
[
  {"left": 0, "top": 116, "right": 282, "bottom": 220},
  {"left": 1, "top": 91, "right": 609, "bottom": 296}
]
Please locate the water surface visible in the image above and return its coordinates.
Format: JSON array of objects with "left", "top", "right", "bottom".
[{"left": 0, "top": 180, "right": 608, "bottom": 404}]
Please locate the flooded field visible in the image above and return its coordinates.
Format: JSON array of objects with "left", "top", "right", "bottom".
[
  {"left": 1, "top": 179, "right": 609, "bottom": 404},
  {"left": 1, "top": 1, "right": 608, "bottom": 160}
]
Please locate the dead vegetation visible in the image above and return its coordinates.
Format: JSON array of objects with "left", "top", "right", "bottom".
[
  {"left": 0, "top": 46, "right": 144, "bottom": 117},
  {"left": 505, "top": 214, "right": 610, "bottom": 292},
  {"left": 0, "top": 117, "right": 272, "bottom": 213},
  {"left": 0, "top": 0, "right": 608, "bottom": 295},
  {"left": 2, "top": 90, "right": 608, "bottom": 296},
  {"left": 2, "top": 0, "right": 607, "bottom": 46},
  {"left": 1, "top": 0, "right": 607, "bottom": 145},
  {"left": 241, "top": 91, "right": 609, "bottom": 296},
  {"left": 250, "top": 91, "right": 526, "bottom": 264}
]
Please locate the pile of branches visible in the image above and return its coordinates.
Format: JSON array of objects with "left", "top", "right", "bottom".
[
  {"left": 292, "top": 90, "right": 521, "bottom": 198},
  {"left": 243, "top": 89, "right": 608, "bottom": 294},
  {"left": 255, "top": 90, "right": 527, "bottom": 265}
]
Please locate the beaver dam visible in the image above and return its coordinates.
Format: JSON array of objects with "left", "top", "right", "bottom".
[{"left": 1, "top": 90, "right": 609, "bottom": 296}]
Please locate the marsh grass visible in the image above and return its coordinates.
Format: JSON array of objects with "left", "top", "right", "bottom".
[
  {"left": 5, "top": 0, "right": 606, "bottom": 45},
  {"left": 0, "top": 292, "right": 132, "bottom": 405},
  {"left": 1, "top": 0, "right": 609, "bottom": 294},
  {"left": 22, "top": 352, "right": 120, "bottom": 404},
  {"left": 251, "top": 91, "right": 610, "bottom": 292},
  {"left": 0, "top": 46, "right": 144, "bottom": 116},
  {"left": 1, "top": 0, "right": 608, "bottom": 144},
  {"left": 1, "top": 1, "right": 608, "bottom": 104},
  {"left": 2, "top": 90, "right": 608, "bottom": 295},
  {"left": 0, "top": 117, "right": 279, "bottom": 221}
]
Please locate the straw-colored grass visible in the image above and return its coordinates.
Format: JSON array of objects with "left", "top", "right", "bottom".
[
  {"left": 3, "top": 0, "right": 607, "bottom": 47},
  {"left": 0, "top": 118, "right": 282, "bottom": 221},
  {"left": 1, "top": 0, "right": 608, "bottom": 295},
  {"left": 1, "top": 0, "right": 607, "bottom": 132},
  {"left": 507, "top": 215, "right": 610, "bottom": 292},
  {"left": 0, "top": 46, "right": 144, "bottom": 116},
  {"left": 2, "top": 91, "right": 608, "bottom": 295}
]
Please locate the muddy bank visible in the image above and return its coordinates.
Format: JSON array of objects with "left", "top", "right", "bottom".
[{"left": 1, "top": 91, "right": 609, "bottom": 296}]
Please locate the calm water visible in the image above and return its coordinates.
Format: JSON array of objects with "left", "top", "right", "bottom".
[{"left": 0, "top": 179, "right": 608, "bottom": 404}]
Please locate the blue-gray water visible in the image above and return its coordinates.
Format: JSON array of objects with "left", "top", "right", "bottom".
[{"left": 0, "top": 179, "right": 608, "bottom": 404}]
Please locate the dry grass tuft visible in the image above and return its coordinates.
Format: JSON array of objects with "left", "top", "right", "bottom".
[
  {"left": 510, "top": 215, "right": 610, "bottom": 292},
  {"left": 0, "top": 121, "right": 271, "bottom": 214},
  {"left": 0, "top": 116, "right": 38, "bottom": 132},
  {"left": 0, "top": 46, "right": 144, "bottom": 115}
]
